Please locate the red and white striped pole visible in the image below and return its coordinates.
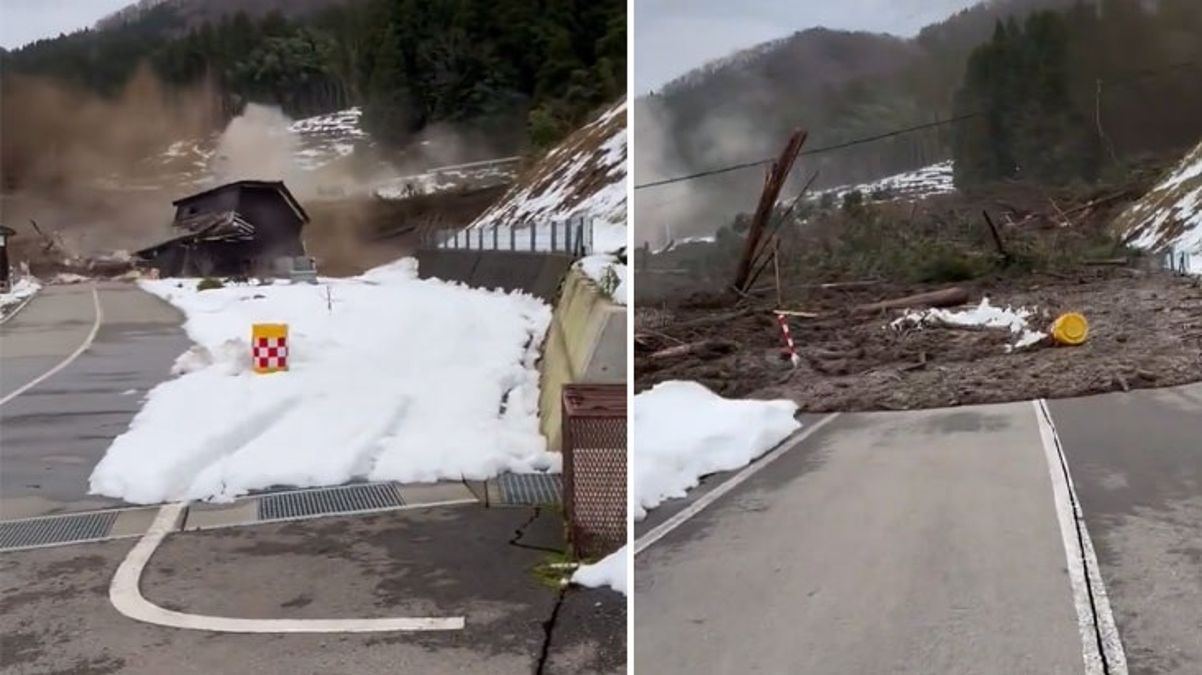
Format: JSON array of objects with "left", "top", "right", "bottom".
[{"left": 775, "top": 312, "right": 800, "bottom": 368}]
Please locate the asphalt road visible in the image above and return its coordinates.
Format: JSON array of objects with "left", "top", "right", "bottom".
[
  {"left": 0, "top": 504, "right": 625, "bottom": 675},
  {"left": 636, "top": 388, "right": 1202, "bottom": 674},
  {"left": 0, "top": 282, "right": 191, "bottom": 518}
]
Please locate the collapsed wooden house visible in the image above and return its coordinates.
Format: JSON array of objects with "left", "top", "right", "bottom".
[{"left": 136, "top": 180, "right": 310, "bottom": 277}]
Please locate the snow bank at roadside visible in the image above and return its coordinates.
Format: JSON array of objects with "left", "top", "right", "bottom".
[
  {"left": 89, "top": 259, "right": 555, "bottom": 504},
  {"left": 633, "top": 381, "right": 801, "bottom": 520},
  {"left": 0, "top": 277, "right": 41, "bottom": 318},
  {"left": 890, "top": 297, "right": 1046, "bottom": 351},
  {"left": 572, "top": 545, "right": 628, "bottom": 595}
]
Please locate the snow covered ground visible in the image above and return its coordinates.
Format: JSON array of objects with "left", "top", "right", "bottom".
[
  {"left": 0, "top": 277, "right": 41, "bottom": 319},
  {"left": 572, "top": 545, "right": 628, "bottom": 595},
  {"left": 632, "top": 381, "right": 801, "bottom": 520},
  {"left": 1120, "top": 139, "right": 1202, "bottom": 275},
  {"left": 891, "top": 297, "right": 1047, "bottom": 352},
  {"left": 88, "top": 259, "right": 556, "bottom": 504},
  {"left": 816, "top": 160, "right": 955, "bottom": 203}
]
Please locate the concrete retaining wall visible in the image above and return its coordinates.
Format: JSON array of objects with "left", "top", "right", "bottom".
[
  {"left": 415, "top": 248, "right": 625, "bottom": 452},
  {"left": 414, "top": 249, "right": 572, "bottom": 302},
  {"left": 538, "top": 267, "right": 626, "bottom": 451}
]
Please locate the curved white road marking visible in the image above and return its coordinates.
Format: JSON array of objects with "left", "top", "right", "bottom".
[
  {"left": 1033, "top": 399, "right": 1127, "bottom": 675},
  {"left": 110, "top": 502, "right": 465, "bottom": 633},
  {"left": 634, "top": 413, "right": 840, "bottom": 556},
  {"left": 0, "top": 284, "right": 103, "bottom": 407}
]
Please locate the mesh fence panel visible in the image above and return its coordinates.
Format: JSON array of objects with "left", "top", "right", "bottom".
[{"left": 562, "top": 384, "right": 627, "bottom": 559}]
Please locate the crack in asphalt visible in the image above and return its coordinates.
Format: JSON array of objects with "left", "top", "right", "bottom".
[{"left": 506, "top": 506, "right": 571, "bottom": 674}]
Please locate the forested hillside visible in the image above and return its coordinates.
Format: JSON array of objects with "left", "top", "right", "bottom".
[
  {"left": 638, "top": 0, "right": 1202, "bottom": 195},
  {"left": 0, "top": 0, "right": 625, "bottom": 149},
  {"left": 952, "top": 1, "right": 1202, "bottom": 188}
]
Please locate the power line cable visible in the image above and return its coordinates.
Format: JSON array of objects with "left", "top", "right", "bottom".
[{"left": 633, "top": 60, "right": 1199, "bottom": 192}]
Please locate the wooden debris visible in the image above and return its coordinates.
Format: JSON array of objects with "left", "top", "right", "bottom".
[
  {"left": 774, "top": 309, "right": 820, "bottom": 318},
  {"left": 648, "top": 339, "right": 738, "bottom": 360},
  {"left": 981, "top": 210, "right": 1012, "bottom": 264},
  {"left": 733, "top": 129, "right": 807, "bottom": 293},
  {"left": 852, "top": 287, "right": 970, "bottom": 314}
]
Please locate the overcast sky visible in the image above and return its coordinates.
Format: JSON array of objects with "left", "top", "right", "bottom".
[
  {"left": 1, "top": 0, "right": 133, "bottom": 49},
  {"left": 635, "top": 0, "right": 985, "bottom": 94}
]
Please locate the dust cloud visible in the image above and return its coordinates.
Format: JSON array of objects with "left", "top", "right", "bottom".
[
  {"left": 0, "top": 66, "right": 223, "bottom": 256},
  {"left": 1, "top": 64, "right": 516, "bottom": 273},
  {"left": 633, "top": 97, "right": 774, "bottom": 250}
]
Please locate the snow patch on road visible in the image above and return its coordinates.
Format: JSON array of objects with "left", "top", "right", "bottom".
[
  {"left": 89, "top": 259, "right": 554, "bottom": 504},
  {"left": 572, "top": 545, "right": 628, "bottom": 595},
  {"left": 633, "top": 381, "right": 800, "bottom": 520}
]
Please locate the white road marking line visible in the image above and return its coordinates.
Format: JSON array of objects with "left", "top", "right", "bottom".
[
  {"left": 109, "top": 502, "right": 465, "bottom": 632},
  {"left": 1032, "top": 399, "right": 1127, "bottom": 675},
  {"left": 0, "top": 287, "right": 40, "bottom": 326},
  {"left": 0, "top": 285, "right": 103, "bottom": 407},
  {"left": 633, "top": 413, "right": 840, "bottom": 556}
]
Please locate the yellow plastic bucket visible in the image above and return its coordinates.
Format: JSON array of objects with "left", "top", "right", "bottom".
[
  {"left": 1051, "top": 313, "right": 1088, "bottom": 346},
  {"left": 252, "top": 323, "right": 289, "bottom": 373}
]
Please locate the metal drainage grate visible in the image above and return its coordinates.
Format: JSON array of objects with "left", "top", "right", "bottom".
[
  {"left": 0, "top": 511, "right": 120, "bottom": 551},
  {"left": 496, "top": 473, "right": 562, "bottom": 505},
  {"left": 258, "top": 482, "right": 404, "bottom": 521}
]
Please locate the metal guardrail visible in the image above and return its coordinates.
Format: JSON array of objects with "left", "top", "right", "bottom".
[
  {"left": 419, "top": 217, "right": 595, "bottom": 257},
  {"left": 562, "top": 383, "right": 627, "bottom": 559}
]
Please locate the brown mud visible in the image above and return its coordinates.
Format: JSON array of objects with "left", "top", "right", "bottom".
[{"left": 636, "top": 268, "right": 1202, "bottom": 411}]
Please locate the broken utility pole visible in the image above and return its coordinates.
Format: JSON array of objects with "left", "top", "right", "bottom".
[{"left": 733, "top": 129, "right": 807, "bottom": 294}]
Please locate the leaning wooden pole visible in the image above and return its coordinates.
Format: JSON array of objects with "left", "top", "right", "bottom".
[{"left": 733, "top": 129, "right": 807, "bottom": 293}]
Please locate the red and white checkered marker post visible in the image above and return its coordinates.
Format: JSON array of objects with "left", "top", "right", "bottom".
[
  {"left": 252, "top": 323, "right": 289, "bottom": 374},
  {"left": 775, "top": 312, "right": 800, "bottom": 368}
]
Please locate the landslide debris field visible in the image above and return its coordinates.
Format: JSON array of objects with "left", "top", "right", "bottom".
[
  {"left": 635, "top": 157, "right": 1202, "bottom": 412},
  {"left": 636, "top": 269, "right": 1202, "bottom": 411}
]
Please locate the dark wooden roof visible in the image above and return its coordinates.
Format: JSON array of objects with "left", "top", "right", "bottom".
[
  {"left": 175, "top": 210, "right": 256, "bottom": 240},
  {"left": 173, "top": 180, "right": 310, "bottom": 223}
]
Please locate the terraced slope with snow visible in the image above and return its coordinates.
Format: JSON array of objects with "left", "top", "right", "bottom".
[
  {"left": 1118, "top": 140, "right": 1202, "bottom": 274},
  {"left": 470, "top": 98, "right": 627, "bottom": 229},
  {"left": 816, "top": 160, "right": 955, "bottom": 202}
]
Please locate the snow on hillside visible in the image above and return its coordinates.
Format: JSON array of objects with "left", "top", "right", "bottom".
[
  {"left": 816, "top": 160, "right": 955, "bottom": 203},
  {"left": 1119, "top": 139, "right": 1202, "bottom": 274},
  {"left": 470, "top": 99, "right": 627, "bottom": 229},
  {"left": 374, "top": 157, "right": 520, "bottom": 200},
  {"left": 467, "top": 99, "right": 628, "bottom": 304},
  {"left": 147, "top": 106, "right": 513, "bottom": 198},
  {"left": 88, "top": 260, "right": 555, "bottom": 504}
]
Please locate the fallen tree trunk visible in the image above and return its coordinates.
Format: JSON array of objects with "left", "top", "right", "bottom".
[
  {"left": 648, "top": 339, "right": 738, "bottom": 360},
  {"left": 852, "top": 287, "right": 970, "bottom": 314}
]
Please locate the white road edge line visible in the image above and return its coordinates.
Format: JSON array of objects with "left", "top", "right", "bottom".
[
  {"left": 1032, "top": 399, "right": 1127, "bottom": 675},
  {"left": 634, "top": 413, "right": 840, "bottom": 556},
  {"left": 0, "top": 287, "right": 40, "bottom": 326},
  {"left": 110, "top": 502, "right": 465, "bottom": 632},
  {"left": 0, "top": 284, "right": 103, "bottom": 407}
]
